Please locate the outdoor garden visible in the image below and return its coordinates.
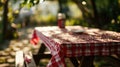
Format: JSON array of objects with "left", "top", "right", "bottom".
[{"left": 0, "top": 0, "right": 120, "bottom": 67}]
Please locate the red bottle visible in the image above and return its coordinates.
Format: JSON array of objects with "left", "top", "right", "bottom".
[{"left": 57, "top": 13, "right": 66, "bottom": 28}]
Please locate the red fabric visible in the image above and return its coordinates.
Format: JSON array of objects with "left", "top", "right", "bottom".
[
  {"left": 24, "top": 56, "right": 31, "bottom": 63},
  {"left": 34, "top": 30, "right": 66, "bottom": 67},
  {"left": 30, "top": 30, "right": 39, "bottom": 45},
  {"left": 47, "top": 53, "right": 65, "bottom": 67}
]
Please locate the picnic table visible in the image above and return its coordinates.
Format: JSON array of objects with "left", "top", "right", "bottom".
[{"left": 31, "top": 26, "right": 120, "bottom": 67}]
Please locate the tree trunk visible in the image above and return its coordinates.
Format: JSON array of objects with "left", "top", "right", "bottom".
[
  {"left": 58, "top": 0, "right": 62, "bottom": 13},
  {"left": 2, "top": 0, "right": 9, "bottom": 40},
  {"left": 90, "top": 0, "right": 98, "bottom": 19},
  {"left": 90, "top": 0, "right": 100, "bottom": 27},
  {"left": 58, "top": 0, "right": 70, "bottom": 19},
  {"left": 72, "top": 0, "right": 100, "bottom": 27},
  {"left": 72, "top": 0, "right": 91, "bottom": 17},
  {"left": 58, "top": 0, "right": 68, "bottom": 13},
  {"left": 72, "top": 0, "right": 94, "bottom": 25}
]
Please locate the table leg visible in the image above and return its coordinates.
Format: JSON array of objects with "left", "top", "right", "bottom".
[
  {"left": 33, "top": 43, "right": 47, "bottom": 65},
  {"left": 37, "top": 43, "right": 46, "bottom": 54},
  {"left": 69, "top": 57, "right": 79, "bottom": 67},
  {"left": 113, "top": 54, "right": 120, "bottom": 61},
  {"left": 80, "top": 56, "right": 94, "bottom": 67},
  {"left": 33, "top": 53, "right": 51, "bottom": 65}
]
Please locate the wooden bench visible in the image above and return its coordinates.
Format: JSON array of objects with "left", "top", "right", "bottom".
[
  {"left": 15, "top": 51, "right": 36, "bottom": 67},
  {"left": 15, "top": 43, "right": 51, "bottom": 67},
  {"left": 15, "top": 51, "right": 25, "bottom": 67}
]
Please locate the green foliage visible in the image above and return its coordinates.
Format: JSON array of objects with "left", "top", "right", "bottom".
[
  {"left": 19, "top": 0, "right": 39, "bottom": 8},
  {"left": 39, "top": 14, "right": 57, "bottom": 26},
  {"left": 66, "top": 18, "right": 90, "bottom": 27},
  {"left": 94, "top": 0, "right": 120, "bottom": 31}
]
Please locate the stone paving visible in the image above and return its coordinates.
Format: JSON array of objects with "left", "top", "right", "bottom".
[{"left": 0, "top": 27, "right": 41, "bottom": 67}]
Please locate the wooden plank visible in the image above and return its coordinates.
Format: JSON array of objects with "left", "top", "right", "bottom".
[
  {"left": 80, "top": 56, "right": 94, "bottom": 67},
  {"left": 15, "top": 51, "right": 25, "bottom": 67},
  {"left": 33, "top": 43, "right": 51, "bottom": 65},
  {"left": 24, "top": 52, "right": 36, "bottom": 67},
  {"left": 69, "top": 57, "right": 79, "bottom": 67},
  {"left": 37, "top": 43, "right": 46, "bottom": 54},
  {"left": 33, "top": 51, "right": 51, "bottom": 65}
]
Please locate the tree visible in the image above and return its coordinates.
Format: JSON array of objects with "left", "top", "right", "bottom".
[
  {"left": 72, "top": 0, "right": 120, "bottom": 31},
  {"left": 2, "top": 0, "right": 9, "bottom": 40},
  {"left": 1, "top": 0, "right": 40, "bottom": 41},
  {"left": 72, "top": 0, "right": 99, "bottom": 27},
  {"left": 58, "top": 0, "right": 70, "bottom": 19}
]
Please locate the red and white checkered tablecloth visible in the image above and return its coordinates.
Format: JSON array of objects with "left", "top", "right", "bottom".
[{"left": 30, "top": 26, "right": 120, "bottom": 67}]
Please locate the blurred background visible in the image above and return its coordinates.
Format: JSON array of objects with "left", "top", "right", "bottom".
[{"left": 0, "top": 0, "right": 120, "bottom": 67}]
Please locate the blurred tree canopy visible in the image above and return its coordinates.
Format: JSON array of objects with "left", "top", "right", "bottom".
[
  {"left": 72, "top": 0, "right": 120, "bottom": 31},
  {"left": 0, "top": 0, "right": 40, "bottom": 41},
  {"left": 0, "top": 0, "right": 120, "bottom": 42}
]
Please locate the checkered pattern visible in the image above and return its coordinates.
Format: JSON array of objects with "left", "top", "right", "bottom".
[
  {"left": 35, "top": 30, "right": 66, "bottom": 67},
  {"left": 31, "top": 26, "right": 120, "bottom": 67},
  {"left": 62, "top": 42, "right": 120, "bottom": 57}
]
